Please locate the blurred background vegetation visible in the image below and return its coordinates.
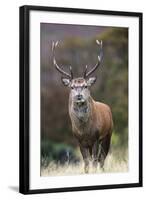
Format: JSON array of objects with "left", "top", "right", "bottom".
[{"left": 41, "top": 23, "right": 128, "bottom": 169}]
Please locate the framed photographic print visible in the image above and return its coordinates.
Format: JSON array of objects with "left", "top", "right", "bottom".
[{"left": 19, "top": 5, "right": 143, "bottom": 194}]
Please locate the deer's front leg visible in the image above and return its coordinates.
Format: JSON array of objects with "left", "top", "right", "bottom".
[
  {"left": 79, "top": 145, "right": 90, "bottom": 173},
  {"left": 92, "top": 140, "right": 99, "bottom": 169}
]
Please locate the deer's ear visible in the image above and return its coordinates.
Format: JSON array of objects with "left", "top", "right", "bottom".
[
  {"left": 87, "top": 77, "right": 97, "bottom": 86},
  {"left": 61, "top": 78, "right": 71, "bottom": 87}
]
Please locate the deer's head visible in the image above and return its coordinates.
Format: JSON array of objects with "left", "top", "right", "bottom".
[{"left": 52, "top": 40, "right": 103, "bottom": 105}]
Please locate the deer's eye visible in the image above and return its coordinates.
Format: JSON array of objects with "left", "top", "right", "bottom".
[
  {"left": 84, "top": 85, "right": 88, "bottom": 89},
  {"left": 71, "top": 86, "right": 74, "bottom": 89}
]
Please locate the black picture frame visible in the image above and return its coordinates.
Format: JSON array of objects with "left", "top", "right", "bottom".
[{"left": 19, "top": 5, "right": 143, "bottom": 194}]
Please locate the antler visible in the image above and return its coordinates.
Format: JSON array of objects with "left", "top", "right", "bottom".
[
  {"left": 52, "top": 41, "right": 73, "bottom": 79},
  {"left": 84, "top": 40, "right": 103, "bottom": 78}
]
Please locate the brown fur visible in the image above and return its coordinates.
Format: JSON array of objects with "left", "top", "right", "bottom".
[{"left": 69, "top": 97, "right": 113, "bottom": 173}]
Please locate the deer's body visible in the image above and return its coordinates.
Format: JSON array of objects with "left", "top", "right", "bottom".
[
  {"left": 68, "top": 78, "right": 113, "bottom": 172},
  {"left": 52, "top": 40, "right": 113, "bottom": 173},
  {"left": 69, "top": 97, "right": 113, "bottom": 143}
]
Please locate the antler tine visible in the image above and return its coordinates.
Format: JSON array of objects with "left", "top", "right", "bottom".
[
  {"left": 52, "top": 41, "right": 72, "bottom": 79},
  {"left": 84, "top": 40, "right": 103, "bottom": 78},
  {"left": 69, "top": 66, "right": 73, "bottom": 79},
  {"left": 84, "top": 65, "right": 88, "bottom": 78}
]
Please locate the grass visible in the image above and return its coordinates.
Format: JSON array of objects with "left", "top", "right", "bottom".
[{"left": 41, "top": 148, "right": 128, "bottom": 176}]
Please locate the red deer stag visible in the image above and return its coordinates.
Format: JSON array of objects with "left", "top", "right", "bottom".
[{"left": 52, "top": 40, "right": 113, "bottom": 173}]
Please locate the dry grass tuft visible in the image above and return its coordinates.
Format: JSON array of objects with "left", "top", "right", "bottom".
[{"left": 41, "top": 150, "right": 128, "bottom": 176}]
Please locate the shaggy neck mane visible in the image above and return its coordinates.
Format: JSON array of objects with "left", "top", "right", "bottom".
[{"left": 69, "top": 96, "right": 94, "bottom": 123}]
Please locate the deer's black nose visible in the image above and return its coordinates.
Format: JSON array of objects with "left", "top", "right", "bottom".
[{"left": 77, "top": 94, "right": 82, "bottom": 100}]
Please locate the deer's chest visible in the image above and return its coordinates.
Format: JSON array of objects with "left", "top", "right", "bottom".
[
  {"left": 73, "top": 127, "right": 98, "bottom": 147},
  {"left": 72, "top": 118, "right": 98, "bottom": 144},
  {"left": 70, "top": 104, "right": 99, "bottom": 145}
]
